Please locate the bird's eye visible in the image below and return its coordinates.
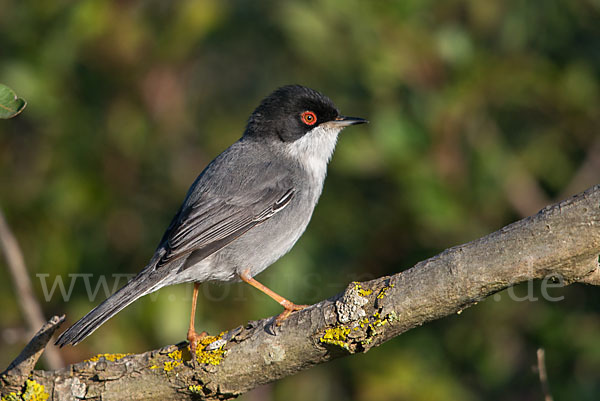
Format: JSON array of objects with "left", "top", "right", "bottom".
[{"left": 301, "top": 111, "right": 317, "bottom": 126}]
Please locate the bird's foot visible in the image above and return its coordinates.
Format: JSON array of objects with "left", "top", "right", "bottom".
[
  {"left": 275, "top": 302, "right": 309, "bottom": 326},
  {"left": 187, "top": 328, "right": 208, "bottom": 356}
]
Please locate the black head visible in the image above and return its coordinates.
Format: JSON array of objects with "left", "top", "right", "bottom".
[{"left": 244, "top": 85, "right": 366, "bottom": 142}]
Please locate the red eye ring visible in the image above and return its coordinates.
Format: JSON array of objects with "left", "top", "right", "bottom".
[{"left": 301, "top": 111, "right": 317, "bottom": 126}]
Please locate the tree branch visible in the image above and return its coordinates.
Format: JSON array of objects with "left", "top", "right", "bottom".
[{"left": 2, "top": 185, "right": 599, "bottom": 400}]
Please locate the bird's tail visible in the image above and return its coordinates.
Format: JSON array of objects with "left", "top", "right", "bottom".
[{"left": 55, "top": 272, "right": 163, "bottom": 347}]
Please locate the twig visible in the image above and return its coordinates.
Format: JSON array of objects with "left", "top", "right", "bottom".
[
  {"left": 1, "top": 315, "right": 65, "bottom": 395},
  {"left": 537, "top": 348, "right": 553, "bottom": 401},
  {"left": 0, "top": 207, "right": 63, "bottom": 370},
  {"left": 2, "top": 315, "right": 65, "bottom": 377}
]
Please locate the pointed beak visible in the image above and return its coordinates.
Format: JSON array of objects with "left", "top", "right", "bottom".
[{"left": 330, "top": 115, "right": 369, "bottom": 127}]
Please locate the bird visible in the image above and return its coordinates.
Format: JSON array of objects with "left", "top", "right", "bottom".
[{"left": 55, "top": 85, "right": 367, "bottom": 352}]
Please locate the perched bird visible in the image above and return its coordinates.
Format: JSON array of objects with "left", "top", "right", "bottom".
[{"left": 55, "top": 85, "right": 367, "bottom": 351}]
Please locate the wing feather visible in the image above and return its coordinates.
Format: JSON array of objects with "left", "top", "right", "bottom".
[{"left": 156, "top": 187, "right": 296, "bottom": 269}]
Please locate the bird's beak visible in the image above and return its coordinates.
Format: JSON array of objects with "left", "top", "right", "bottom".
[{"left": 330, "top": 116, "right": 369, "bottom": 127}]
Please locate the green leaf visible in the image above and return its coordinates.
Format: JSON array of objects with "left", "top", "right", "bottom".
[{"left": 0, "top": 83, "right": 27, "bottom": 119}]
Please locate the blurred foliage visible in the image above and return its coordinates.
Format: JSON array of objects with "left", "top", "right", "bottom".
[{"left": 1, "top": 0, "right": 599, "bottom": 400}]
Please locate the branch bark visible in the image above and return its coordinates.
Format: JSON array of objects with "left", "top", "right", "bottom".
[{"left": 2, "top": 185, "right": 599, "bottom": 400}]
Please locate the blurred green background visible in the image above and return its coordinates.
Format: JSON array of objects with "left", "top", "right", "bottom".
[{"left": 1, "top": 0, "right": 600, "bottom": 400}]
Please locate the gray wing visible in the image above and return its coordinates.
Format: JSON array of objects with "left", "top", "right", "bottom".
[{"left": 155, "top": 186, "right": 296, "bottom": 271}]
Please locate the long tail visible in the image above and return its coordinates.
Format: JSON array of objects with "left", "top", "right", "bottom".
[{"left": 55, "top": 271, "right": 163, "bottom": 347}]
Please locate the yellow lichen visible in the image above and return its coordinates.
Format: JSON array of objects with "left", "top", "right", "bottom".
[
  {"left": 353, "top": 282, "right": 373, "bottom": 297},
  {"left": 369, "top": 318, "right": 387, "bottom": 329},
  {"left": 320, "top": 311, "right": 397, "bottom": 350},
  {"left": 22, "top": 380, "right": 49, "bottom": 401},
  {"left": 163, "top": 349, "right": 183, "bottom": 372},
  {"left": 188, "top": 385, "right": 204, "bottom": 394},
  {"left": 85, "top": 353, "right": 132, "bottom": 362},
  {"left": 358, "top": 310, "right": 397, "bottom": 346},
  {"left": 376, "top": 284, "right": 394, "bottom": 299},
  {"left": 163, "top": 360, "right": 180, "bottom": 372},
  {"left": 194, "top": 334, "right": 226, "bottom": 365},
  {"left": 1, "top": 392, "right": 20, "bottom": 401},
  {"left": 367, "top": 311, "right": 387, "bottom": 332},
  {"left": 168, "top": 349, "right": 183, "bottom": 359},
  {"left": 320, "top": 325, "right": 351, "bottom": 349},
  {"left": 2, "top": 380, "right": 50, "bottom": 401}
]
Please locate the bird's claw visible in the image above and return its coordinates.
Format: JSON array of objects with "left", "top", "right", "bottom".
[
  {"left": 187, "top": 329, "right": 208, "bottom": 356},
  {"left": 275, "top": 303, "right": 309, "bottom": 326}
]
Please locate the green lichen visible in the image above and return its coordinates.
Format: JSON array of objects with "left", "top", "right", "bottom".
[
  {"left": 320, "top": 325, "right": 351, "bottom": 349},
  {"left": 85, "top": 353, "right": 132, "bottom": 362},
  {"left": 194, "top": 334, "right": 226, "bottom": 365},
  {"left": 188, "top": 385, "right": 204, "bottom": 394},
  {"left": 163, "top": 349, "right": 183, "bottom": 372},
  {"left": 2, "top": 380, "right": 49, "bottom": 401}
]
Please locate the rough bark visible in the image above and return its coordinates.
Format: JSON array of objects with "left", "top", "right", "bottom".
[{"left": 2, "top": 185, "right": 599, "bottom": 400}]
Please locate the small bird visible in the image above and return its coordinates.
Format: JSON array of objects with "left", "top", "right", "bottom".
[{"left": 55, "top": 85, "right": 367, "bottom": 351}]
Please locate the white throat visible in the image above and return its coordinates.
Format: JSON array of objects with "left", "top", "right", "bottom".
[{"left": 284, "top": 124, "right": 342, "bottom": 183}]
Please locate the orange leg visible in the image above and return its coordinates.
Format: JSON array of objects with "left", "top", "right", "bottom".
[
  {"left": 239, "top": 269, "right": 308, "bottom": 324},
  {"left": 187, "top": 282, "right": 207, "bottom": 354}
]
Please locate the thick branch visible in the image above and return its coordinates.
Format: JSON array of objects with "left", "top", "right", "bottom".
[{"left": 2, "top": 185, "right": 599, "bottom": 400}]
